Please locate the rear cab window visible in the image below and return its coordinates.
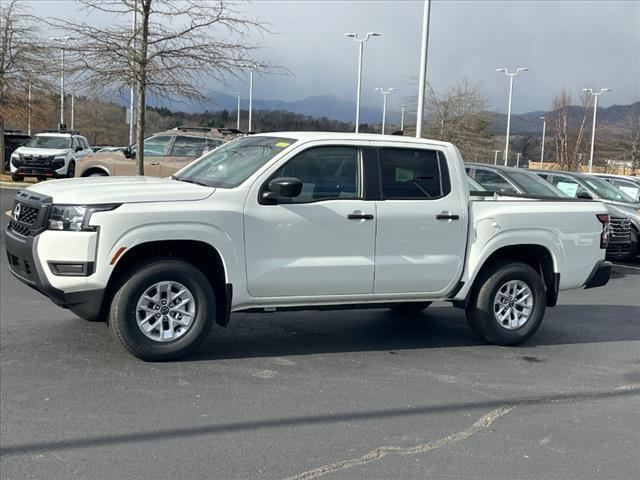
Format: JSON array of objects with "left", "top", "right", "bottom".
[{"left": 379, "top": 148, "right": 450, "bottom": 200}]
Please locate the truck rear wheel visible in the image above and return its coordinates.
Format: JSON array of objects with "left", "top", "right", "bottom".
[
  {"left": 109, "top": 259, "right": 215, "bottom": 361},
  {"left": 466, "top": 261, "right": 546, "bottom": 345}
]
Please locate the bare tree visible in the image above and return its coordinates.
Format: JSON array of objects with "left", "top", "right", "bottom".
[
  {"left": 422, "top": 79, "right": 493, "bottom": 161},
  {"left": 628, "top": 101, "right": 640, "bottom": 175},
  {"left": 550, "top": 87, "right": 591, "bottom": 171},
  {"left": 50, "top": 0, "right": 270, "bottom": 174},
  {"left": 1, "top": 0, "right": 51, "bottom": 163}
]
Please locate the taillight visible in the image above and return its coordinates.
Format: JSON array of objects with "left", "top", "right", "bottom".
[{"left": 597, "top": 214, "right": 609, "bottom": 249}]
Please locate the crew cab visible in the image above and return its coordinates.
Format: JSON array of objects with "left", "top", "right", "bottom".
[
  {"left": 5, "top": 133, "right": 612, "bottom": 361},
  {"left": 9, "top": 132, "right": 91, "bottom": 181}
]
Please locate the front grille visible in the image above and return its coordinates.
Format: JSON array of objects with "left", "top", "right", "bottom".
[
  {"left": 610, "top": 216, "right": 631, "bottom": 241},
  {"left": 13, "top": 202, "right": 39, "bottom": 224},
  {"left": 8, "top": 221, "right": 30, "bottom": 236}
]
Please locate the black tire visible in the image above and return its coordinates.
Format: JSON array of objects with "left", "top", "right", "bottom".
[
  {"left": 88, "top": 171, "right": 108, "bottom": 177},
  {"left": 466, "top": 261, "right": 546, "bottom": 346},
  {"left": 109, "top": 259, "right": 215, "bottom": 361},
  {"left": 66, "top": 161, "right": 76, "bottom": 178},
  {"left": 11, "top": 174, "right": 24, "bottom": 182},
  {"left": 389, "top": 302, "right": 432, "bottom": 314}
]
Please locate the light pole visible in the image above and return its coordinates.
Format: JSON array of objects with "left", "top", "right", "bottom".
[
  {"left": 344, "top": 32, "right": 381, "bottom": 133},
  {"left": 493, "top": 149, "right": 501, "bottom": 165},
  {"left": 583, "top": 88, "right": 612, "bottom": 173},
  {"left": 50, "top": 36, "right": 72, "bottom": 129},
  {"left": 375, "top": 88, "right": 396, "bottom": 134},
  {"left": 539, "top": 116, "right": 546, "bottom": 166},
  {"left": 27, "top": 81, "right": 32, "bottom": 136},
  {"left": 234, "top": 92, "right": 242, "bottom": 130},
  {"left": 415, "top": 0, "right": 432, "bottom": 138},
  {"left": 496, "top": 67, "right": 528, "bottom": 165},
  {"left": 244, "top": 64, "right": 260, "bottom": 133},
  {"left": 129, "top": 0, "right": 137, "bottom": 145},
  {"left": 71, "top": 93, "right": 75, "bottom": 130},
  {"left": 400, "top": 104, "right": 408, "bottom": 131},
  {"left": 516, "top": 152, "right": 522, "bottom": 168}
]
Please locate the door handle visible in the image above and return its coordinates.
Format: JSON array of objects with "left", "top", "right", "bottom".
[
  {"left": 149, "top": 162, "right": 161, "bottom": 166},
  {"left": 348, "top": 213, "right": 374, "bottom": 220},
  {"left": 436, "top": 213, "right": 460, "bottom": 220}
]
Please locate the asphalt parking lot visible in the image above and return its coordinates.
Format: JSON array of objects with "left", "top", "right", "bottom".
[{"left": 0, "top": 185, "right": 638, "bottom": 480}]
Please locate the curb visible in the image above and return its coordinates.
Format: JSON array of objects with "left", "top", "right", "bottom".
[{"left": 0, "top": 182, "right": 26, "bottom": 190}]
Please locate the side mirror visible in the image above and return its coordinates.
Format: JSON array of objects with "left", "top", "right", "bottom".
[
  {"left": 262, "top": 177, "right": 303, "bottom": 203},
  {"left": 75, "top": 146, "right": 83, "bottom": 152},
  {"left": 124, "top": 146, "right": 136, "bottom": 159},
  {"left": 577, "top": 192, "right": 593, "bottom": 200}
]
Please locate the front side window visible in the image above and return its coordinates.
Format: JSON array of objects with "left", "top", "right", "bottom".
[
  {"left": 473, "top": 168, "right": 517, "bottom": 194},
  {"left": 548, "top": 175, "right": 590, "bottom": 198},
  {"left": 380, "top": 148, "right": 449, "bottom": 200},
  {"left": 270, "top": 146, "right": 360, "bottom": 203},
  {"left": 175, "top": 136, "right": 295, "bottom": 188},
  {"left": 171, "top": 136, "right": 207, "bottom": 157},
  {"left": 143, "top": 136, "right": 173, "bottom": 156},
  {"left": 26, "top": 135, "right": 72, "bottom": 149}
]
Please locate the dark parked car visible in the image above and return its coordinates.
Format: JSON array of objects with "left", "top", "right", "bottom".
[{"left": 3, "top": 130, "right": 31, "bottom": 172}]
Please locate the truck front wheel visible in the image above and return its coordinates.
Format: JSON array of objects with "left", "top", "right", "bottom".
[
  {"left": 466, "top": 262, "right": 546, "bottom": 346},
  {"left": 109, "top": 259, "right": 216, "bottom": 361}
]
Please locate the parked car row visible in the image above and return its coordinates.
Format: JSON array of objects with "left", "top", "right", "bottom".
[{"left": 466, "top": 163, "right": 640, "bottom": 262}]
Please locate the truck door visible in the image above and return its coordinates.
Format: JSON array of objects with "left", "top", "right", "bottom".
[
  {"left": 373, "top": 146, "right": 467, "bottom": 295},
  {"left": 244, "top": 145, "right": 376, "bottom": 297}
]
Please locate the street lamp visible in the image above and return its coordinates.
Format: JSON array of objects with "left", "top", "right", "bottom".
[
  {"left": 344, "top": 32, "right": 381, "bottom": 133},
  {"left": 516, "top": 152, "right": 522, "bottom": 168},
  {"left": 415, "top": 0, "right": 432, "bottom": 138},
  {"left": 375, "top": 87, "right": 396, "bottom": 134},
  {"left": 496, "top": 67, "right": 529, "bottom": 165},
  {"left": 234, "top": 92, "right": 242, "bottom": 130},
  {"left": 400, "top": 104, "right": 408, "bottom": 131},
  {"left": 493, "top": 149, "right": 501, "bottom": 165},
  {"left": 583, "top": 88, "right": 612, "bottom": 173},
  {"left": 539, "top": 116, "right": 546, "bottom": 167},
  {"left": 50, "top": 36, "right": 72, "bottom": 129},
  {"left": 243, "top": 63, "right": 260, "bottom": 133},
  {"left": 27, "top": 81, "right": 32, "bottom": 136}
]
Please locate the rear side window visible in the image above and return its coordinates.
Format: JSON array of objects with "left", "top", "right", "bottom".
[
  {"left": 379, "top": 148, "right": 450, "bottom": 200},
  {"left": 548, "top": 175, "right": 589, "bottom": 198},
  {"left": 171, "top": 136, "right": 207, "bottom": 157}
]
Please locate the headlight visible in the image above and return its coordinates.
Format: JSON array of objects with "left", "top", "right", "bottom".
[
  {"left": 48, "top": 204, "right": 120, "bottom": 231},
  {"left": 51, "top": 157, "right": 66, "bottom": 169},
  {"left": 11, "top": 154, "right": 22, "bottom": 167}
]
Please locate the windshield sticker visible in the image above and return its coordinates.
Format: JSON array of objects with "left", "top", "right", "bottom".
[
  {"left": 556, "top": 182, "right": 579, "bottom": 197},
  {"left": 275, "top": 142, "right": 291, "bottom": 148}
]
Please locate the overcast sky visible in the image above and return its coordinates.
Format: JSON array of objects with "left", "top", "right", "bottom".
[{"left": 30, "top": 0, "right": 640, "bottom": 115}]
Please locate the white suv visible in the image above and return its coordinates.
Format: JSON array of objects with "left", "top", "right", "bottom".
[{"left": 9, "top": 132, "right": 91, "bottom": 181}]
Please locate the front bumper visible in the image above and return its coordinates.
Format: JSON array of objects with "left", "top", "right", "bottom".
[
  {"left": 12, "top": 166, "right": 67, "bottom": 179},
  {"left": 584, "top": 260, "right": 612, "bottom": 289},
  {"left": 5, "top": 228, "right": 105, "bottom": 320}
]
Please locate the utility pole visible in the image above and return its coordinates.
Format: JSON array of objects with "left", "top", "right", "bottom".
[
  {"left": 415, "top": 0, "right": 432, "bottom": 138},
  {"left": 71, "top": 93, "right": 75, "bottom": 130},
  {"left": 375, "top": 88, "right": 396, "bottom": 134},
  {"left": 344, "top": 32, "right": 381, "bottom": 133},
  {"left": 539, "top": 116, "right": 546, "bottom": 166},
  {"left": 583, "top": 88, "right": 612, "bottom": 173},
  {"left": 496, "top": 67, "right": 529, "bottom": 165}
]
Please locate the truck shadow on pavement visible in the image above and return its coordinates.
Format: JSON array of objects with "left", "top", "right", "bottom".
[{"left": 182, "top": 303, "right": 640, "bottom": 361}]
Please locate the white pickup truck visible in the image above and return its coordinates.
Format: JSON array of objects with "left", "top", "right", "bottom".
[{"left": 6, "top": 133, "right": 612, "bottom": 361}]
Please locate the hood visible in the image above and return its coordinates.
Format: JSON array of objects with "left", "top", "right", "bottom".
[
  {"left": 14, "top": 147, "right": 70, "bottom": 157},
  {"left": 23, "top": 176, "right": 215, "bottom": 204}
]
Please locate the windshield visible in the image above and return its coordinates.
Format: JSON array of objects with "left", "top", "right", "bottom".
[
  {"left": 509, "top": 171, "right": 568, "bottom": 197},
  {"left": 25, "top": 135, "right": 72, "bottom": 149},
  {"left": 466, "top": 176, "right": 486, "bottom": 191},
  {"left": 174, "top": 136, "right": 295, "bottom": 188},
  {"left": 582, "top": 177, "right": 636, "bottom": 203}
]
